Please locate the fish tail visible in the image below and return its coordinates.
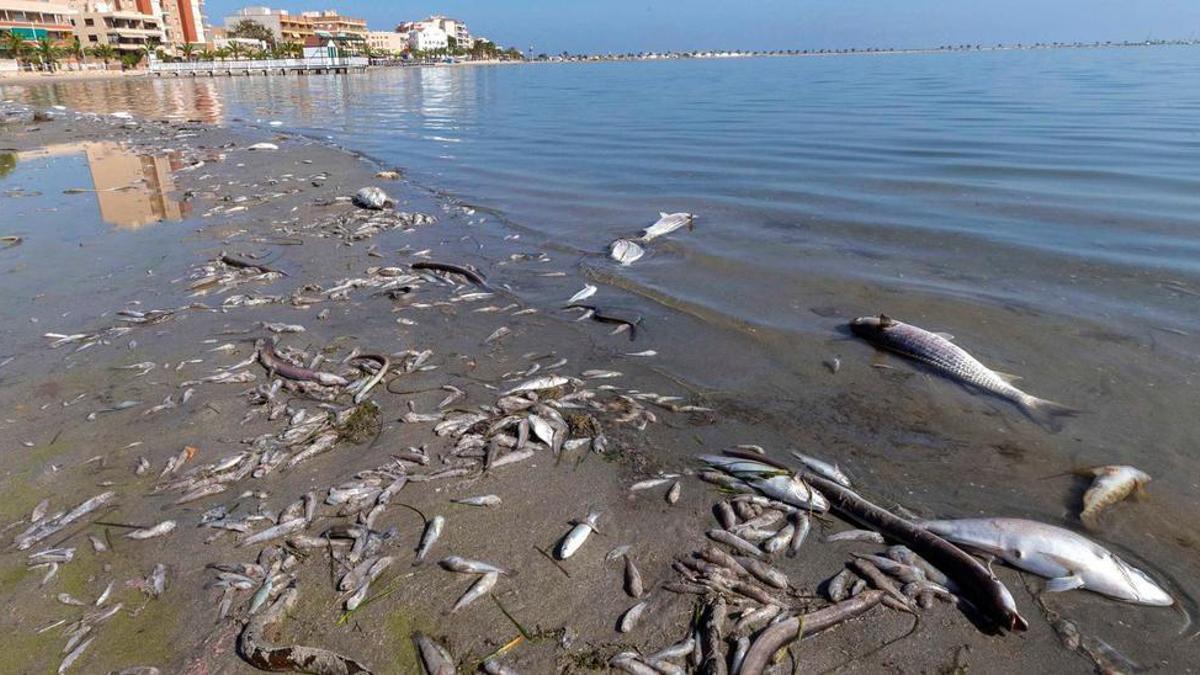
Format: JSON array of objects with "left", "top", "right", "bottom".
[{"left": 1018, "top": 394, "right": 1080, "bottom": 431}]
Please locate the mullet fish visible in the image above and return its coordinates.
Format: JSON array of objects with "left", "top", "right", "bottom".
[
  {"left": 639, "top": 212, "right": 694, "bottom": 242},
  {"left": 849, "top": 315, "right": 1076, "bottom": 428},
  {"left": 919, "top": 517, "right": 1172, "bottom": 606}
]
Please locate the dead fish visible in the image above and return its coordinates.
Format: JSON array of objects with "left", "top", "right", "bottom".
[
  {"left": 568, "top": 284, "right": 597, "bottom": 304},
  {"left": 624, "top": 556, "right": 644, "bottom": 598},
  {"left": 639, "top": 212, "right": 694, "bottom": 241},
  {"left": 606, "top": 545, "right": 632, "bottom": 562},
  {"left": 919, "top": 517, "right": 1172, "bottom": 605},
  {"left": 787, "top": 512, "right": 810, "bottom": 557},
  {"left": 849, "top": 315, "right": 1077, "bottom": 427},
  {"left": 557, "top": 509, "right": 603, "bottom": 559},
  {"left": 826, "top": 529, "right": 885, "bottom": 544},
  {"left": 630, "top": 477, "right": 675, "bottom": 491},
  {"left": 706, "top": 529, "right": 764, "bottom": 558},
  {"left": 239, "top": 518, "right": 306, "bottom": 547},
  {"left": 439, "top": 556, "right": 509, "bottom": 575},
  {"left": 415, "top": 515, "right": 445, "bottom": 565},
  {"left": 618, "top": 599, "right": 649, "bottom": 633},
  {"left": 352, "top": 186, "right": 392, "bottom": 210},
  {"left": 1080, "top": 465, "right": 1150, "bottom": 527},
  {"left": 789, "top": 450, "right": 852, "bottom": 487},
  {"left": 666, "top": 481, "right": 682, "bottom": 504},
  {"left": 452, "top": 495, "right": 501, "bottom": 508},
  {"left": 504, "top": 375, "right": 573, "bottom": 395},
  {"left": 609, "top": 239, "right": 645, "bottom": 265},
  {"left": 124, "top": 520, "right": 176, "bottom": 540},
  {"left": 763, "top": 523, "right": 794, "bottom": 554},
  {"left": 451, "top": 571, "right": 498, "bottom": 613},
  {"left": 246, "top": 142, "right": 278, "bottom": 151},
  {"left": 58, "top": 636, "right": 94, "bottom": 674},
  {"left": 413, "top": 632, "right": 455, "bottom": 675}
]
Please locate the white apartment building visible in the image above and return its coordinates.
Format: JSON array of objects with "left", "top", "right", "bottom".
[
  {"left": 397, "top": 15, "right": 469, "bottom": 50},
  {"left": 406, "top": 24, "right": 446, "bottom": 51}
]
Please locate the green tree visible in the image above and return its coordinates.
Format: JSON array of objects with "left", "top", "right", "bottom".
[
  {"left": 227, "top": 42, "right": 245, "bottom": 59},
  {"left": 34, "top": 38, "right": 58, "bottom": 71},
  {"left": 2, "top": 31, "right": 30, "bottom": 63},
  {"left": 227, "top": 19, "right": 275, "bottom": 47},
  {"left": 66, "top": 36, "right": 83, "bottom": 63},
  {"left": 200, "top": 48, "right": 215, "bottom": 61},
  {"left": 180, "top": 43, "right": 196, "bottom": 61},
  {"left": 87, "top": 43, "right": 118, "bottom": 68},
  {"left": 120, "top": 49, "right": 145, "bottom": 70}
]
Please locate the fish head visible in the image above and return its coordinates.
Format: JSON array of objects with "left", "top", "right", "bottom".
[
  {"left": 849, "top": 314, "right": 897, "bottom": 342},
  {"left": 991, "top": 580, "right": 1030, "bottom": 631},
  {"left": 1116, "top": 560, "right": 1174, "bottom": 606}
]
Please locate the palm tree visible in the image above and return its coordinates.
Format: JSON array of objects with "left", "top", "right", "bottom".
[
  {"left": 120, "top": 49, "right": 144, "bottom": 71},
  {"left": 34, "top": 38, "right": 58, "bottom": 71},
  {"left": 180, "top": 43, "right": 196, "bottom": 61},
  {"left": 228, "top": 42, "right": 245, "bottom": 60},
  {"left": 88, "top": 43, "right": 118, "bottom": 69},
  {"left": 2, "top": 31, "right": 29, "bottom": 64},
  {"left": 66, "top": 36, "right": 83, "bottom": 66},
  {"left": 199, "top": 49, "right": 215, "bottom": 62}
]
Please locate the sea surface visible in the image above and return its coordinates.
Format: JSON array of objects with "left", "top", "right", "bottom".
[{"left": 4, "top": 47, "right": 1200, "bottom": 658}]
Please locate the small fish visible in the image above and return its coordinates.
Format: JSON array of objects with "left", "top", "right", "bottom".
[
  {"left": 706, "top": 529, "right": 764, "bottom": 558},
  {"left": 125, "top": 520, "right": 177, "bottom": 540},
  {"left": 452, "top": 495, "right": 501, "bottom": 508},
  {"left": 790, "top": 451, "right": 852, "bottom": 487},
  {"left": 826, "top": 529, "right": 885, "bottom": 544},
  {"left": 630, "top": 477, "right": 674, "bottom": 491},
  {"left": 787, "top": 512, "right": 810, "bottom": 557},
  {"left": 849, "top": 315, "right": 1077, "bottom": 427},
  {"left": 451, "top": 571, "right": 498, "bottom": 613},
  {"left": 504, "top": 375, "right": 573, "bottom": 395},
  {"left": 439, "top": 556, "right": 509, "bottom": 575},
  {"left": 666, "top": 481, "right": 682, "bottom": 504},
  {"left": 568, "top": 284, "right": 597, "bottom": 304},
  {"left": 1080, "top": 465, "right": 1150, "bottom": 527},
  {"left": 763, "top": 523, "right": 794, "bottom": 554},
  {"left": 609, "top": 239, "right": 645, "bottom": 265},
  {"left": 557, "top": 509, "right": 603, "bottom": 559},
  {"left": 414, "top": 515, "right": 445, "bottom": 565},
  {"left": 624, "top": 555, "right": 644, "bottom": 598},
  {"left": 639, "top": 212, "right": 694, "bottom": 241},
  {"left": 413, "top": 632, "right": 455, "bottom": 675},
  {"left": 618, "top": 599, "right": 649, "bottom": 633},
  {"left": 606, "top": 545, "right": 632, "bottom": 562}
]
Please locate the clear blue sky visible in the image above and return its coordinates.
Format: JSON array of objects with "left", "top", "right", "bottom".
[{"left": 207, "top": 1, "right": 1200, "bottom": 54}]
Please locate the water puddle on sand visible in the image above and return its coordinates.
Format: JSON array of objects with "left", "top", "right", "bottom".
[{"left": 0, "top": 142, "right": 198, "bottom": 367}]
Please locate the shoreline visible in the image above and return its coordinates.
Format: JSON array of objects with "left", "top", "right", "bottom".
[{"left": 0, "top": 103, "right": 1178, "bottom": 673}]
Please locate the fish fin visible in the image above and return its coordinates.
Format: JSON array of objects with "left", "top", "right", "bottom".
[
  {"left": 659, "top": 212, "right": 669, "bottom": 218},
  {"left": 935, "top": 332, "right": 956, "bottom": 342},
  {"left": 992, "top": 369, "right": 1022, "bottom": 383},
  {"left": 1018, "top": 395, "right": 1081, "bottom": 432},
  {"left": 878, "top": 314, "right": 896, "bottom": 328},
  {"left": 1044, "top": 574, "right": 1085, "bottom": 593}
]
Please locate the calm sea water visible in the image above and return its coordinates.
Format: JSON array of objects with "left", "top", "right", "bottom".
[{"left": 5, "top": 47, "right": 1200, "bottom": 653}]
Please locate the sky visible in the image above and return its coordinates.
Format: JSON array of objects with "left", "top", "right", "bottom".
[{"left": 206, "top": 1, "right": 1200, "bottom": 54}]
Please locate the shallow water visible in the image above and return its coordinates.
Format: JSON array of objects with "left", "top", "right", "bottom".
[{"left": 4, "top": 47, "right": 1200, "bottom": 662}]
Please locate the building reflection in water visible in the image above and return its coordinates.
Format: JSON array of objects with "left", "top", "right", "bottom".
[{"left": 15, "top": 142, "right": 190, "bottom": 229}]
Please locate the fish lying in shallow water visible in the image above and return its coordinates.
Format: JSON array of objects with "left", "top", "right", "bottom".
[
  {"left": 639, "top": 212, "right": 694, "bottom": 241},
  {"left": 609, "top": 239, "right": 644, "bottom": 265},
  {"left": 849, "top": 315, "right": 1076, "bottom": 428},
  {"left": 1080, "top": 465, "right": 1150, "bottom": 528},
  {"left": 919, "top": 517, "right": 1172, "bottom": 606}
]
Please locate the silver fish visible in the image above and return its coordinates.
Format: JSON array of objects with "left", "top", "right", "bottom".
[
  {"left": 849, "top": 315, "right": 1076, "bottom": 426},
  {"left": 439, "top": 556, "right": 509, "bottom": 575},
  {"left": 503, "top": 375, "right": 573, "bottom": 395},
  {"left": 920, "top": 517, "right": 1172, "bottom": 605},
  {"left": 415, "top": 515, "right": 445, "bottom": 565},
  {"left": 568, "top": 284, "right": 597, "bottom": 304},
  {"left": 452, "top": 495, "right": 502, "bottom": 508},
  {"left": 124, "top": 520, "right": 176, "bottom": 540},
  {"left": 618, "top": 599, "right": 649, "bottom": 633},
  {"left": 451, "top": 571, "right": 498, "bottom": 613},
  {"left": 790, "top": 451, "right": 852, "bottom": 487},
  {"left": 413, "top": 632, "right": 455, "bottom": 675},
  {"left": 556, "top": 509, "right": 602, "bottom": 559},
  {"left": 639, "top": 212, "right": 694, "bottom": 241},
  {"left": 609, "top": 239, "right": 644, "bottom": 265},
  {"left": 825, "top": 529, "right": 885, "bottom": 544}
]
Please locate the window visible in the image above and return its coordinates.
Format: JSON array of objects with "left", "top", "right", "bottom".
[
  {"left": 88, "top": 35, "right": 98, "bottom": 42},
  {"left": 84, "top": 18, "right": 94, "bottom": 26}
]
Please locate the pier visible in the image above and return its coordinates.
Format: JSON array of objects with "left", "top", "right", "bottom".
[{"left": 150, "top": 57, "right": 369, "bottom": 77}]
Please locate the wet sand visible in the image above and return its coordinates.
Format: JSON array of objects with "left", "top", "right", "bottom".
[{"left": 0, "top": 105, "right": 1190, "bottom": 674}]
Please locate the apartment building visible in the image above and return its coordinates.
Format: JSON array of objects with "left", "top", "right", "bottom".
[
  {"left": 366, "top": 29, "right": 405, "bottom": 54},
  {"left": 223, "top": 7, "right": 363, "bottom": 46},
  {"left": 0, "top": 0, "right": 77, "bottom": 44},
  {"left": 70, "top": 1, "right": 165, "bottom": 52}
]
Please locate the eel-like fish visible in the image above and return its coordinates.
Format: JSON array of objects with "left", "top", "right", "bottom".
[{"left": 411, "top": 261, "right": 491, "bottom": 290}]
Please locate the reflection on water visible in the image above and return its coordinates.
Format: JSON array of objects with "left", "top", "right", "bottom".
[
  {"left": 1, "top": 77, "right": 225, "bottom": 123},
  {"left": 14, "top": 142, "right": 189, "bottom": 228}
]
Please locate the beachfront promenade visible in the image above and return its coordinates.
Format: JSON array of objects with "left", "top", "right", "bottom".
[{"left": 150, "top": 56, "right": 369, "bottom": 77}]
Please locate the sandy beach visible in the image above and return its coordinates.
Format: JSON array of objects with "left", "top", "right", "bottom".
[{"left": 0, "top": 102, "right": 1181, "bottom": 674}]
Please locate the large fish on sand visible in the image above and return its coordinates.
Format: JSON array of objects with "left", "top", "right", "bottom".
[
  {"left": 919, "top": 517, "right": 1172, "bottom": 606},
  {"left": 640, "top": 212, "right": 694, "bottom": 242},
  {"left": 849, "top": 315, "right": 1076, "bottom": 427}
]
